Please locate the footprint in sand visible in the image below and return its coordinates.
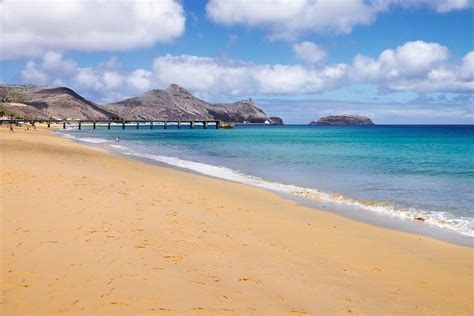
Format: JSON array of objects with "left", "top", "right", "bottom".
[
  {"left": 163, "top": 255, "right": 184, "bottom": 264},
  {"left": 150, "top": 308, "right": 172, "bottom": 312},
  {"left": 273, "top": 294, "right": 285, "bottom": 303},
  {"left": 218, "top": 295, "right": 229, "bottom": 301},
  {"left": 239, "top": 277, "right": 262, "bottom": 284},
  {"left": 208, "top": 275, "right": 220, "bottom": 282},
  {"left": 291, "top": 309, "right": 310, "bottom": 315}
]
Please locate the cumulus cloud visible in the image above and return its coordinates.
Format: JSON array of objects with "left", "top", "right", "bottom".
[
  {"left": 292, "top": 41, "right": 327, "bottom": 64},
  {"left": 153, "top": 55, "right": 258, "bottom": 96},
  {"left": 152, "top": 54, "right": 346, "bottom": 96},
  {"left": 0, "top": 0, "right": 185, "bottom": 60},
  {"left": 20, "top": 61, "right": 49, "bottom": 85},
  {"left": 206, "top": 0, "right": 384, "bottom": 38},
  {"left": 349, "top": 41, "right": 472, "bottom": 92},
  {"left": 18, "top": 41, "right": 474, "bottom": 103},
  {"left": 153, "top": 41, "right": 472, "bottom": 96},
  {"left": 127, "top": 69, "right": 153, "bottom": 92},
  {"left": 206, "top": 0, "right": 473, "bottom": 38},
  {"left": 255, "top": 64, "right": 346, "bottom": 94},
  {"left": 19, "top": 52, "right": 155, "bottom": 102}
]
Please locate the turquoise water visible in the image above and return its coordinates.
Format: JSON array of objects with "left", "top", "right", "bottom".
[{"left": 59, "top": 124, "right": 474, "bottom": 238}]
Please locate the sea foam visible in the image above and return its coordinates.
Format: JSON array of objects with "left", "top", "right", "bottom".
[{"left": 61, "top": 133, "right": 110, "bottom": 144}]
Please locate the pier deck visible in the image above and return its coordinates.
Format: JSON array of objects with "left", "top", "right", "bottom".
[{"left": 0, "top": 119, "right": 227, "bottom": 129}]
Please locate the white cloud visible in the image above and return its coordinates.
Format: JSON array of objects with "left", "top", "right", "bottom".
[
  {"left": 74, "top": 68, "right": 104, "bottom": 91},
  {"left": 394, "top": 41, "right": 448, "bottom": 75},
  {"left": 206, "top": 0, "right": 473, "bottom": 39},
  {"left": 255, "top": 64, "right": 346, "bottom": 94},
  {"left": 349, "top": 41, "right": 472, "bottom": 92},
  {"left": 18, "top": 52, "right": 156, "bottom": 102},
  {"left": 153, "top": 55, "right": 257, "bottom": 96},
  {"left": 292, "top": 41, "right": 327, "bottom": 64},
  {"left": 461, "top": 51, "right": 474, "bottom": 80},
  {"left": 127, "top": 69, "right": 153, "bottom": 91},
  {"left": 0, "top": 0, "right": 185, "bottom": 60},
  {"left": 152, "top": 54, "right": 347, "bottom": 96},
  {"left": 41, "top": 51, "right": 78, "bottom": 78},
  {"left": 18, "top": 41, "right": 474, "bottom": 103},
  {"left": 20, "top": 61, "right": 48, "bottom": 85},
  {"left": 206, "top": 0, "right": 385, "bottom": 38}
]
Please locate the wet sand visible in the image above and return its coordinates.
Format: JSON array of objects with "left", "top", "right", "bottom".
[{"left": 1, "top": 125, "right": 473, "bottom": 315}]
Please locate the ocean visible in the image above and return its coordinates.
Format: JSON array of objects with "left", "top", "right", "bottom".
[{"left": 58, "top": 124, "right": 474, "bottom": 243}]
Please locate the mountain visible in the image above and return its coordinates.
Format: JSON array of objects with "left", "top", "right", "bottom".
[
  {"left": 1, "top": 84, "right": 280, "bottom": 124},
  {"left": 101, "top": 84, "right": 277, "bottom": 123},
  {"left": 0, "top": 85, "right": 117, "bottom": 120},
  {"left": 309, "top": 115, "right": 374, "bottom": 126}
]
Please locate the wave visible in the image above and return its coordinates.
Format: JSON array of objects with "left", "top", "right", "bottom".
[
  {"left": 111, "top": 146, "right": 474, "bottom": 238},
  {"left": 60, "top": 133, "right": 110, "bottom": 144}
]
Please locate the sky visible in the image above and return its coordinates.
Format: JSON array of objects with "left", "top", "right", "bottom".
[{"left": 0, "top": 0, "right": 473, "bottom": 124}]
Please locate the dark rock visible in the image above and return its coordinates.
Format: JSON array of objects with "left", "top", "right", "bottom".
[
  {"left": 309, "top": 115, "right": 374, "bottom": 126},
  {"left": 269, "top": 117, "right": 284, "bottom": 125}
]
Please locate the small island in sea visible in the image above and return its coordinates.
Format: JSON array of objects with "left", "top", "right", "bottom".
[{"left": 309, "top": 115, "right": 375, "bottom": 126}]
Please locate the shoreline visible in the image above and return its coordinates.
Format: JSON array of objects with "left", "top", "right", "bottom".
[
  {"left": 57, "top": 128, "right": 474, "bottom": 247},
  {"left": 2, "top": 126, "right": 473, "bottom": 314}
]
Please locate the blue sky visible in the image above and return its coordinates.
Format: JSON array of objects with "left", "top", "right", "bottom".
[{"left": 0, "top": 0, "right": 473, "bottom": 123}]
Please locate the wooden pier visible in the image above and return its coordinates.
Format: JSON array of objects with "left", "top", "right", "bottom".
[{"left": 0, "top": 119, "right": 229, "bottom": 130}]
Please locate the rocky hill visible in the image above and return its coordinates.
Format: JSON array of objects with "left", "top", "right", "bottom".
[
  {"left": 1, "top": 85, "right": 117, "bottom": 120},
  {"left": 309, "top": 115, "right": 374, "bottom": 126},
  {"left": 101, "top": 84, "right": 277, "bottom": 123},
  {"left": 1, "top": 84, "right": 280, "bottom": 123}
]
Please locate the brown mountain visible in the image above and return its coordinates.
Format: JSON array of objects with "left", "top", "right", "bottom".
[
  {"left": 1, "top": 84, "right": 281, "bottom": 124},
  {"left": 1, "top": 85, "right": 117, "bottom": 120},
  {"left": 101, "top": 84, "right": 277, "bottom": 123}
]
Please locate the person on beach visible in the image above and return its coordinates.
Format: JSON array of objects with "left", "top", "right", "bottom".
[
  {"left": 9, "top": 124, "right": 14, "bottom": 133},
  {"left": 115, "top": 137, "right": 121, "bottom": 143}
]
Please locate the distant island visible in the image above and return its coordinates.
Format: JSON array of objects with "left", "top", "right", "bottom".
[
  {"left": 309, "top": 115, "right": 374, "bottom": 126},
  {"left": 0, "top": 84, "right": 283, "bottom": 125}
]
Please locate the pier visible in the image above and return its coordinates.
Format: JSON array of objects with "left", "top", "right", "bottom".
[{"left": 0, "top": 119, "right": 229, "bottom": 130}]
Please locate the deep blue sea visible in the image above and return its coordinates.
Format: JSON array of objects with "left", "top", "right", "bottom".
[{"left": 58, "top": 124, "right": 474, "bottom": 240}]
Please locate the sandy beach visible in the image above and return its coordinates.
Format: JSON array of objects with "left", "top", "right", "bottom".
[{"left": 1, "top": 125, "right": 473, "bottom": 315}]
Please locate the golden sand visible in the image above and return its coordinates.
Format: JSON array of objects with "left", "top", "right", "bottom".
[{"left": 1, "top": 126, "right": 473, "bottom": 315}]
